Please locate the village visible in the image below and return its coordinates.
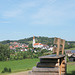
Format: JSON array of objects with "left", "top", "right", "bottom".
[
  {"left": 9, "top": 36, "right": 53, "bottom": 52},
  {"left": 9, "top": 36, "right": 75, "bottom": 62}
]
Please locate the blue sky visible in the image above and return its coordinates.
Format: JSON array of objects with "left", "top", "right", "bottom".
[{"left": 0, "top": 0, "right": 75, "bottom": 41}]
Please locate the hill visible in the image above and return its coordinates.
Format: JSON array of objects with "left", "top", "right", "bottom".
[
  {"left": 0, "top": 36, "right": 54, "bottom": 46},
  {"left": 0, "top": 36, "right": 75, "bottom": 49}
]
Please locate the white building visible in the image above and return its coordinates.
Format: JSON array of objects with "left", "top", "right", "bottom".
[
  {"left": 48, "top": 47, "right": 53, "bottom": 51},
  {"left": 33, "top": 36, "right": 53, "bottom": 51},
  {"left": 33, "top": 36, "right": 44, "bottom": 48}
]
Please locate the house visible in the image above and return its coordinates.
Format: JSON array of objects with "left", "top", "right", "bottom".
[
  {"left": 9, "top": 42, "right": 28, "bottom": 50},
  {"left": 48, "top": 47, "right": 53, "bottom": 51},
  {"left": 69, "top": 56, "right": 75, "bottom": 62},
  {"left": 65, "top": 50, "right": 75, "bottom": 62},
  {"left": 20, "top": 49, "right": 27, "bottom": 52}
]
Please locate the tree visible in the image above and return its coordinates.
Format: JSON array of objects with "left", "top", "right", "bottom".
[
  {"left": 0, "top": 44, "right": 10, "bottom": 61},
  {"left": 28, "top": 44, "right": 33, "bottom": 48}
]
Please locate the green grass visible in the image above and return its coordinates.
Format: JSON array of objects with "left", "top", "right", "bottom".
[
  {"left": 28, "top": 41, "right": 33, "bottom": 44},
  {"left": 67, "top": 62, "right": 75, "bottom": 75},
  {"left": 65, "top": 47, "right": 75, "bottom": 50},
  {"left": 0, "top": 59, "right": 75, "bottom": 75},
  {"left": 0, "top": 58, "right": 39, "bottom": 74}
]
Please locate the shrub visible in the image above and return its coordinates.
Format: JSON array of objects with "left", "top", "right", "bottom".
[
  {"left": 1, "top": 70, "right": 5, "bottom": 73},
  {"left": 1, "top": 67, "right": 11, "bottom": 73},
  {"left": 33, "top": 54, "right": 38, "bottom": 58},
  {"left": 9, "top": 68, "right": 11, "bottom": 72},
  {"left": 10, "top": 55, "right": 15, "bottom": 61},
  {"left": 67, "top": 56, "right": 69, "bottom": 62},
  {"left": 4, "top": 67, "right": 8, "bottom": 72},
  {"left": 14, "top": 56, "right": 18, "bottom": 60}
]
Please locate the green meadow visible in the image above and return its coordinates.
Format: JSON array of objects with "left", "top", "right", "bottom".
[
  {"left": 0, "top": 59, "right": 75, "bottom": 75},
  {"left": 65, "top": 47, "right": 75, "bottom": 50},
  {"left": 67, "top": 62, "right": 75, "bottom": 75},
  {"left": 0, "top": 58, "right": 39, "bottom": 74}
]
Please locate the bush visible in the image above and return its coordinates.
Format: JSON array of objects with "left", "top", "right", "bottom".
[
  {"left": 33, "top": 54, "right": 38, "bottom": 58},
  {"left": 14, "top": 56, "right": 18, "bottom": 60},
  {"left": 10, "top": 56, "right": 15, "bottom": 61},
  {"left": 1, "top": 70, "right": 5, "bottom": 73},
  {"left": 4, "top": 67, "right": 8, "bottom": 72},
  {"left": 67, "top": 56, "right": 69, "bottom": 62},
  {"left": 9, "top": 68, "right": 11, "bottom": 72},
  {"left": 1, "top": 67, "right": 11, "bottom": 73}
]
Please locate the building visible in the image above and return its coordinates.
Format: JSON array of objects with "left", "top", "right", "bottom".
[
  {"left": 65, "top": 50, "right": 75, "bottom": 62},
  {"left": 9, "top": 42, "right": 28, "bottom": 50},
  {"left": 48, "top": 47, "right": 53, "bottom": 51},
  {"left": 33, "top": 36, "right": 44, "bottom": 48},
  {"left": 33, "top": 36, "right": 49, "bottom": 49}
]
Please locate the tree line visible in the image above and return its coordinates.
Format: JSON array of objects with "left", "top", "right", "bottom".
[
  {"left": 0, "top": 43, "right": 50, "bottom": 61},
  {"left": 0, "top": 37, "right": 75, "bottom": 61},
  {"left": 0, "top": 36, "right": 75, "bottom": 47}
]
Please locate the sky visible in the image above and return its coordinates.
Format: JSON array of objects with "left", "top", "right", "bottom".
[{"left": 0, "top": 0, "right": 75, "bottom": 41}]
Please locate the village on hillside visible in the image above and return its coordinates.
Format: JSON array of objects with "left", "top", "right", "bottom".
[
  {"left": 8, "top": 36, "right": 75, "bottom": 62},
  {"left": 9, "top": 36, "right": 53, "bottom": 52}
]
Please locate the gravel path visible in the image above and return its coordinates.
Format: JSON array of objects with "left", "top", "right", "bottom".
[{"left": 8, "top": 71, "right": 30, "bottom": 75}]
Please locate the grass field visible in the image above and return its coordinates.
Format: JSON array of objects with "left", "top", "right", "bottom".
[
  {"left": 65, "top": 47, "right": 75, "bottom": 50},
  {"left": 67, "top": 62, "right": 75, "bottom": 75},
  {"left": 0, "top": 58, "right": 39, "bottom": 75},
  {"left": 0, "top": 59, "right": 75, "bottom": 75}
]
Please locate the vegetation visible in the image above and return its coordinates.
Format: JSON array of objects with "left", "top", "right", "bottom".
[
  {"left": 1, "top": 67, "right": 11, "bottom": 73},
  {"left": 0, "top": 44, "right": 10, "bottom": 61},
  {"left": 10, "top": 49, "right": 50, "bottom": 61},
  {"left": 0, "top": 36, "right": 75, "bottom": 75},
  {"left": 0, "top": 36, "right": 54, "bottom": 46},
  {"left": 0, "top": 42, "right": 51, "bottom": 61},
  {"left": 0, "top": 36, "right": 75, "bottom": 49},
  {"left": 67, "top": 62, "right": 75, "bottom": 75},
  {"left": 0, "top": 59, "right": 75, "bottom": 75},
  {"left": 0, "top": 58, "right": 39, "bottom": 74},
  {"left": 65, "top": 47, "right": 75, "bottom": 50},
  {"left": 65, "top": 43, "right": 75, "bottom": 49}
]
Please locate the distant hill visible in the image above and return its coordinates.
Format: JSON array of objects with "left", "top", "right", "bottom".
[
  {"left": 0, "top": 36, "right": 54, "bottom": 46},
  {"left": 0, "top": 36, "right": 75, "bottom": 48}
]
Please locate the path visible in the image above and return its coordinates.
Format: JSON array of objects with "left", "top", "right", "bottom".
[{"left": 8, "top": 70, "right": 30, "bottom": 75}]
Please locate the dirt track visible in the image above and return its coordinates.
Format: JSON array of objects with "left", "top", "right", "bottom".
[{"left": 8, "top": 71, "right": 30, "bottom": 75}]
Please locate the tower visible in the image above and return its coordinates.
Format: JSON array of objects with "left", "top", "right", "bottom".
[{"left": 33, "top": 36, "right": 35, "bottom": 47}]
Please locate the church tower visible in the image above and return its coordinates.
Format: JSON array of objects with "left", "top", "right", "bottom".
[{"left": 33, "top": 36, "right": 35, "bottom": 47}]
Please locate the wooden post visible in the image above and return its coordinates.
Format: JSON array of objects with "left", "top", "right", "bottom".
[
  {"left": 61, "top": 40, "right": 65, "bottom": 55},
  {"left": 57, "top": 38, "right": 60, "bottom": 56},
  {"left": 58, "top": 59, "right": 61, "bottom": 75}
]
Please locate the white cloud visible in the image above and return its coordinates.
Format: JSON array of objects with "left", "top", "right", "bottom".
[
  {"left": 3, "top": 9, "right": 22, "bottom": 18},
  {"left": 19, "top": 2, "right": 36, "bottom": 9},
  {"left": 31, "top": 0, "right": 75, "bottom": 26},
  {"left": 31, "top": 6, "right": 63, "bottom": 25},
  {"left": 2, "top": 0, "right": 56, "bottom": 19},
  {"left": 0, "top": 21, "right": 11, "bottom": 23},
  {"left": 2, "top": 1, "right": 36, "bottom": 18},
  {"left": 48, "top": 0, "right": 56, "bottom": 3},
  {"left": 36, "top": 0, "right": 56, "bottom": 4},
  {"left": 2, "top": 0, "right": 75, "bottom": 26}
]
